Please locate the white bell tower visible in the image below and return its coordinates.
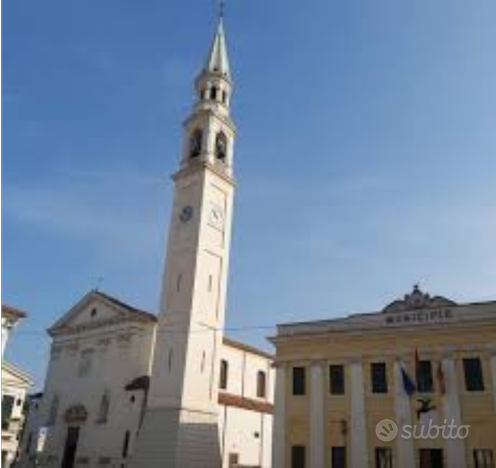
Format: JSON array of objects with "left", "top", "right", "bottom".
[{"left": 129, "top": 13, "right": 236, "bottom": 468}]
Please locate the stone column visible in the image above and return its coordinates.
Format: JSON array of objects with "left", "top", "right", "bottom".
[
  {"left": 349, "top": 359, "right": 368, "bottom": 468},
  {"left": 393, "top": 360, "right": 415, "bottom": 468},
  {"left": 272, "top": 364, "right": 286, "bottom": 468},
  {"left": 310, "top": 361, "right": 325, "bottom": 468},
  {"left": 442, "top": 355, "right": 467, "bottom": 468}
]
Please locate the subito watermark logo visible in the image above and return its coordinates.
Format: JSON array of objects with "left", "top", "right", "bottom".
[
  {"left": 375, "top": 419, "right": 398, "bottom": 441},
  {"left": 375, "top": 419, "right": 470, "bottom": 441}
]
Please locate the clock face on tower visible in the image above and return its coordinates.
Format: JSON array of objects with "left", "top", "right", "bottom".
[
  {"left": 208, "top": 203, "right": 224, "bottom": 230},
  {"left": 179, "top": 205, "right": 194, "bottom": 224}
]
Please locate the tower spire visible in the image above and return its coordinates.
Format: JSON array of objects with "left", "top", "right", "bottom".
[{"left": 204, "top": 1, "right": 231, "bottom": 79}]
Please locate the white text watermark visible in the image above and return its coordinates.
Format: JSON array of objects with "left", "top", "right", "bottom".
[{"left": 376, "top": 419, "right": 470, "bottom": 441}]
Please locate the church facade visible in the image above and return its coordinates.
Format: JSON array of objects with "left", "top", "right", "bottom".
[
  {"left": 17, "top": 16, "right": 274, "bottom": 468},
  {"left": 270, "top": 286, "right": 496, "bottom": 468}
]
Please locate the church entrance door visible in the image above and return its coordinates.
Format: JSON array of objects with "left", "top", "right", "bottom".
[{"left": 61, "top": 426, "right": 79, "bottom": 468}]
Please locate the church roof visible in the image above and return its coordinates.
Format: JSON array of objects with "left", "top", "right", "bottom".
[
  {"left": 223, "top": 337, "right": 274, "bottom": 360},
  {"left": 204, "top": 19, "right": 231, "bottom": 79},
  {"left": 2, "top": 304, "right": 27, "bottom": 320},
  {"left": 218, "top": 392, "right": 274, "bottom": 414}
]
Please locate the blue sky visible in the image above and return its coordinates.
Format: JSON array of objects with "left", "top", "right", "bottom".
[{"left": 3, "top": 0, "right": 496, "bottom": 388}]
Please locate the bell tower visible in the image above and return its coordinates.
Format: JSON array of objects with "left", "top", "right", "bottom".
[{"left": 129, "top": 12, "right": 236, "bottom": 468}]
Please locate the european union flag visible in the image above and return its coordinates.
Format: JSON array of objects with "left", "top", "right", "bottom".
[{"left": 401, "top": 366, "right": 416, "bottom": 396}]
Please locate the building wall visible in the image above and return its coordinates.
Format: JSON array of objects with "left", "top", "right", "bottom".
[
  {"left": 219, "top": 342, "right": 274, "bottom": 467},
  {"left": 220, "top": 405, "right": 272, "bottom": 468},
  {"left": 219, "top": 343, "right": 274, "bottom": 401},
  {"left": 272, "top": 298, "right": 496, "bottom": 468}
]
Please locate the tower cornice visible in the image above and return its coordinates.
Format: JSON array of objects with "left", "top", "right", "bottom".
[
  {"left": 171, "top": 159, "right": 237, "bottom": 188},
  {"left": 183, "top": 107, "right": 237, "bottom": 135}
]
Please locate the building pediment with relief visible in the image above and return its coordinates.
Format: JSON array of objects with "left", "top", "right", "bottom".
[
  {"left": 48, "top": 290, "right": 157, "bottom": 337},
  {"left": 382, "top": 285, "right": 457, "bottom": 313}
]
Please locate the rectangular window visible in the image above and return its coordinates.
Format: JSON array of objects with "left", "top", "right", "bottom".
[
  {"left": 416, "top": 360, "right": 433, "bottom": 393},
  {"left": 292, "top": 367, "right": 306, "bottom": 396},
  {"left": 474, "top": 449, "right": 495, "bottom": 468},
  {"left": 329, "top": 365, "right": 345, "bottom": 395},
  {"left": 463, "top": 357, "right": 485, "bottom": 391},
  {"left": 2, "top": 395, "right": 15, "bottom": 430},
  {"left": 291, "top": 445, "right": 306, "bottom": 468},
  {"left": 371, "top": 362, "right": 388, "bottom": 394},
  {"left": 419, "top": 449, "right": 444, "bottom": 468},
  {"left": 228, "top": 453, "right": 239, "bottom": 468},
  {"left": 375, "top": 447, "right": 392, "bottom": 468},
  {"left": 122, "top": 431, "right": 131, "bottom": 458},
  {"left": 331, "top": 446, "right": 346, "bottom": 468},
  {"left": 219, "top": 360, "right": 228, "bottom": 390}
]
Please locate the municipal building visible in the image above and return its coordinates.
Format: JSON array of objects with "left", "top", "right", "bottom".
[{"left": 270, "top": 286, "right": 496, "bottom": 468}]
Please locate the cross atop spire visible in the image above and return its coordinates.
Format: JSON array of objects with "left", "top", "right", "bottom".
[
  {"left": 219, "top": 0, "right": 225, "bottom": 20},
  {"left": 203, "top": 6, "right": 231, "bottom": 79}
]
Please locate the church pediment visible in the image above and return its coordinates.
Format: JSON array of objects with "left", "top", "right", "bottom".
[
  {"left": 2, "top": 361, "right": 33, "bottom": 388},
  {"left": 382, "top": 285, "right": 457, "bottom": 313},
  {"left": 48, "top": 290, "right": 156, "bottom": 336}
]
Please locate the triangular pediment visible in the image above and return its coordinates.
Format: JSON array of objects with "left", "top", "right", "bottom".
[
  {"left": 48, "top": 290, "right": 156, "bottom": 336},
  {"left": 2, "top": 361, "right": 33, "bottom": 387}
]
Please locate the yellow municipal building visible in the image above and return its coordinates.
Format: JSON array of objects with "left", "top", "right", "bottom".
[{"left": 270, "top": 286, "right": 496, "bottom": 468}]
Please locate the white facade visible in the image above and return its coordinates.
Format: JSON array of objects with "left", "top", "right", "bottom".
[
  {"left": 16, "top": 292, "right": 274, "bottom": 468},
  {"left": 2, "top": 304, "right": 32, "bottom": 468},
  {"left": 17, "top": 291, "right": 155, "bottom": 468}
]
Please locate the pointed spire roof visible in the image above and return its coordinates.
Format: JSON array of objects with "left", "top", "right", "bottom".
[{"left": 204, "top": 18, "right": 231, "bottom": 79}]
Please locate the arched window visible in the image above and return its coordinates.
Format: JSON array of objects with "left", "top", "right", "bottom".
[
  {"left": 122, "top": 430, "right": 131, "bottom": 459},
  {"left": 189, "top": 129, "right": 203, "bottom": 158},
  {"left": 97, "top": 391, "right": 110, "bottom": 423},
  {"left": 219, "top": 359, "right": 228, "bottom": 390},
  {"left": 257, "top": 371, "right": 267, "bottom": 398},
  {"left": 215, "top": 132, "right": 227, "bottom": 163},
  {"left": 222, "top": 90, "right": 227, "bottom": 104},
  {"left": 47, "top": 395, "right": 59, "bottom": 426},
  {"left": 211, "top": 86, "right": 218, "bottom": 100},
  {"left": 168, "top": 349, "right": 173, "bottom": 371}
]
